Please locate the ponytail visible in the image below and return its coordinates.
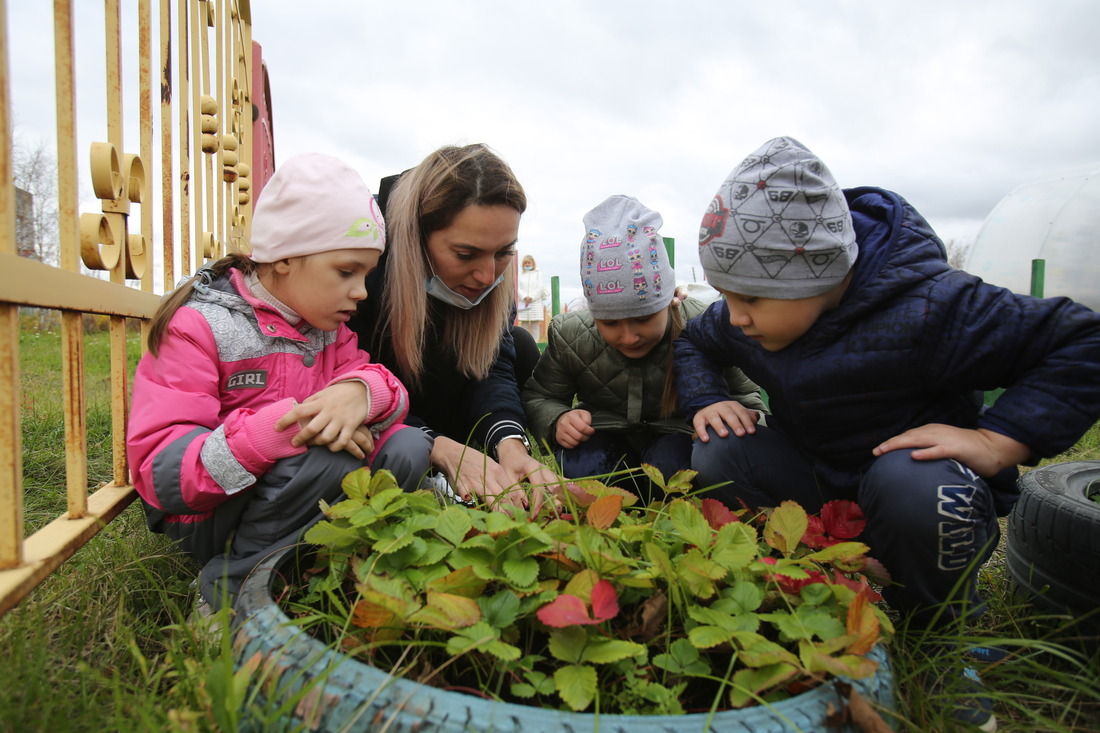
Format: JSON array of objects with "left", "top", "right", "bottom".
[{"left": 146, "top": 253, "right": 257, "bottom": 356}]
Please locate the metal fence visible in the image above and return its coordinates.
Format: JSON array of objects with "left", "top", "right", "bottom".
[{"left": 0, "top": 0, "right": 265, "bottom": 617}]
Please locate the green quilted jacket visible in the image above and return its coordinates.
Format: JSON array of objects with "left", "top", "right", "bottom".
[{"left": 521, "top": 297, "right": 765, "bottom": 444}]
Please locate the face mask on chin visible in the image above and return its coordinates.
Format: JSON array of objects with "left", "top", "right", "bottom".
[{"left": 425, "top": 272, "right": 504, "bottom": 310}]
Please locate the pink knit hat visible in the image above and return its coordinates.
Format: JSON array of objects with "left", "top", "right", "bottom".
[{"left": 249, "top": 152, "right": 385, "bottom": 262}]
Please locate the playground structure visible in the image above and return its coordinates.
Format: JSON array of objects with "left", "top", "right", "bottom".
[{"left": 0, "top": 1, "right": 270, "bottom": 617}]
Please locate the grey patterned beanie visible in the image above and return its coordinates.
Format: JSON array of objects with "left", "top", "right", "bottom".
[
  {"left": 581, "top": 195, "right": 674, "bottom": 319},
  {"left": 698, "top": 137, "right": 857, "bottom": 299}
]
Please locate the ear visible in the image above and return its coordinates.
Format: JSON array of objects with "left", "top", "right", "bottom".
[{"left": 272, "top": 258, "right": 293, "bottom": 275}]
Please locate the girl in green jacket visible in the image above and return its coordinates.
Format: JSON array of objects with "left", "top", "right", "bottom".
[{"left": 521, "top": 195, "right": 765, "bottom": 500}]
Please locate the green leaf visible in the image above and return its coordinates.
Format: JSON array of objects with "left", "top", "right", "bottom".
[
  {"left": 795, "top": 606, "right": 846, "bottom": 641},
  {"left": 554, "top": 663, "right": 597, "bottom": 711},
  {"left": 711, "top": 521, "right": 758, "bottom": 569},
  {"left": 510, "top": 683, "right": 537, "bottom": 699},
  {"left": 580, "top": 639, "right": 646, "bottom": 665},
  {"left": 640, "top": 463, "right": 667, "bottom": 491},
  {"left": 728, "top": 663, "right": 798, "bottom": 708},
  {"left": 688, "top": 624, "right": 733, "bottom": 649},
  {"left": 758, "top": 610, "right": 813, "bottom": 641},
  {"left": 668, "top": 499, "right": 713, "bottom": 549},
  {"left": 340, "top": 467, "right": 374, "bottom": 500},
  {"left": 479, "top": 590, "right": 521, "bottom": 628},
  {"left": 547, "top": 626, "right": 589, "bottom": 664},
  {"left": 678, "top": 548, "right": 726, "bottom": 599},
  {"left": 664, "top": 468, "right": 697, "bottom": 495},
  {"left": 502, "top": 555, "right": 539, "bottom": 589},
  {"left": 302, "top": 520, "right": 362, "bottom": 551},
  {"left": 435, "top": 505, "right": 474, "bottom": 546},
  {"left": 799, "top": 581, "right": 833, "bottom": 607},
  {"left": 484, "top": 511, "right": 522, "bottom": 535},
  {"left": 372, "top": 530, "right": 415, "bottom": 556},
  {"left": 718, "top": 579, "right": 765, "bottom": 614},
  {"left": 369, "top": 468, "right": 401, "bottom": 495},
  {"left": 653, "top": 638, "right": 711, "bottom": 675}
]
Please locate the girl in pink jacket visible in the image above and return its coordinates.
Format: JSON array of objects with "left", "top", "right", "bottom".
[{"left": 127, "top": 153, "right": 432, "bottom": 611}]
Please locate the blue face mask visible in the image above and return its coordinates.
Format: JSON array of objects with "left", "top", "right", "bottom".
[{"left": 425, "top": 272, "right": 505, "bottom": 310}]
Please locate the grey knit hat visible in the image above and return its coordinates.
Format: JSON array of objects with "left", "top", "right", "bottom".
[
  {"left": 580, "top": 195, "right": 674, "bottom": 319},
  {"left": 698, "top": 137, "right": 857, "bottom": 299}
]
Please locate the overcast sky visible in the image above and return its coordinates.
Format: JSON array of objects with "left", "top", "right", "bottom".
[{"left": 9, "top": 1, "right": 1100, "bottom": 307}]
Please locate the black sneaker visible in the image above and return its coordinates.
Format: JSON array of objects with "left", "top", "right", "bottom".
[{"left": 922, "top": 663, "right": 997, "bottom": 732}]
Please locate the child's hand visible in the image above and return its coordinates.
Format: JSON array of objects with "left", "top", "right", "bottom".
[
  {"left": 692, "top": 400, "right": 761, "bottom": 442},
  {"left": 555, "top": 409, "right": 595, "bottom": 449},
  {"left": 873, "top": 423, "right": 1031, "bottom": 477},
  {"left": 275, "top": 382, "right": 371, "bottom": 455}
]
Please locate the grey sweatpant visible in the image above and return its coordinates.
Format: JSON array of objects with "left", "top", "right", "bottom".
[{"left": 168, "top": 427, "right": 433, "bottom": 611}]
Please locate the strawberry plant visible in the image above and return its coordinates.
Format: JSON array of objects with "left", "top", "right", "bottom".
[{"left": 289, "top": 466, "right": 894, "bottom": 715}]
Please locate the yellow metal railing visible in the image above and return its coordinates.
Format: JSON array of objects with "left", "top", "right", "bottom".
[{"left": 0, "top": 0, "right": 260, "bottom": 617}]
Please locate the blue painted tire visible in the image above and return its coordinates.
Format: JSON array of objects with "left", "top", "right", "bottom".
[{"left": 233, "top": 546, "right": 895, "bottom": 733}]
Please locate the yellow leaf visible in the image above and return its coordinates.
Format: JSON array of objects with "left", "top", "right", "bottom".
[
  {"left": 563, "top": 569, "right": 600, "bottom": 603},
  {"left": 426, "top": 566, "right": 487, "bottom": 598},
  {"left": 764, "top": 500, "right": 808, "bottom": 556}
]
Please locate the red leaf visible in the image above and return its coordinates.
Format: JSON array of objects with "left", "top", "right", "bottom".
[
  {"left": 802, "top": 515, "right": 828, "bottom": 549},
  {"left": 702, "top": 498, "right": 738, "bottom": 529},
  {"left": 820, "top": 500, "right": 866, "bottom": 539},
  {"left": 831, "top": 569, "right": 884, "bottom": 603},
  {"left": 774, "top": 569, "right": 827, "bottom": 595},
  {"left": 536, "top": 594, "right": 597, "bottom": 627},
  {"left": 589, "top": 579, "right": 620, "bottom": 622}
]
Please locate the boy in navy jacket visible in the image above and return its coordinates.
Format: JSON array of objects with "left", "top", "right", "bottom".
[{"left": 675, "top": 136, "right": 1100, "bottom": 731}]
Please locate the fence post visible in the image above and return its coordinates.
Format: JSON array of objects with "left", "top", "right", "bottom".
[
  {"left": 1030, "top": 258, "right": 1045, "bottom": 298},
  {"left": 663, "top": 236, "right": 675, "bottom": 268},
  {"left": 551, "top": 275, "right": 560, "bottom": 316}
]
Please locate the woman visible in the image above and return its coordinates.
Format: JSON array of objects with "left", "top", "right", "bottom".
[
  {"left": 349, "top": 144, "right": 561, "bottom": 511},
  {"left": 517, "top": 254, "right": 549, "bottom": 342}
]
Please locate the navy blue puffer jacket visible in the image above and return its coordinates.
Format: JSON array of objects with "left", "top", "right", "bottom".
[{"left": 675, "top": 187, "right": 1100, "bottom": 494}]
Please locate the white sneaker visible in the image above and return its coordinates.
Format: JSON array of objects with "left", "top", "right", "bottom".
[{"left": 430, "top": 472, "right": 472, "bottom": 506}]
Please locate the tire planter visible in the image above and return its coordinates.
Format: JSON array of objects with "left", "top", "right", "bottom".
[
  {"left": 232, "top": 546, "right": 895, "bottom": 733},
  {"left": 1006, "top": 460, "right": 1100, "bottom": 629}
]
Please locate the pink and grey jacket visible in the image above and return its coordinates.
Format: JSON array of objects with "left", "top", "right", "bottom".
[{"left": 127, "top": 268, "right": 409, "bottom": 528}]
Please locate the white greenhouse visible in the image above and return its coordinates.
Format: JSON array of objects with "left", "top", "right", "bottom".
[{"left": 964, "top": 163, "right": 1100, "bottom": 311}]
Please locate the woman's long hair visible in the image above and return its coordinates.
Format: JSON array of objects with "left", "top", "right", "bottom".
[
  {"left": 382, "top": 144, "right": 526, "bottom": 386},
  {"left": 145, "top": 252, "right": 257, "bottom": 357}
]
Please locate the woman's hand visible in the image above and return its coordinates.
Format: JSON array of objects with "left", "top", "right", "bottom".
[
  {"left": 494, "top": 437, "right": 572, "bottom": 516},
  {"left": 431, "top": 436, "right": 530, "bottom": 512},
  {"left": 691, "top": 400, "right": 761, "bottom": 442},
  {"left": 275, "top": 382, "right": 371, "bottom": 456},
  {"left": 873, "top": 423, "right": 1031, "bottom": 477},
  {"left": 555, "top": 409, "right": 595, "bottom": 449}
]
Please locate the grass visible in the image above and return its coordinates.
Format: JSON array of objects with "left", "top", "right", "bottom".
[{"left": 1, "top": 324, "right": 1099, "bottom": 731}]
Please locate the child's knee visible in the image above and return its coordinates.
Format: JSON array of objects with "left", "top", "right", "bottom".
[{"left": 371, "top": 427, "right": 433, "bottom": 489}]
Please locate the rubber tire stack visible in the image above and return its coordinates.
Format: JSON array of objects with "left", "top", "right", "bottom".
[
  {"left": 232, "top": 546, "right": 896, "bottom": 733},
  {"left": 1006, "top": 460, "right": 1100, "bottom": 632}
]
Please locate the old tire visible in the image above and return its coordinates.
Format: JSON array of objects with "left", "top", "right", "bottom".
[
  {"left": 1006, "top": 461, "right": 1100, "bottom": 628},
  {"left": 232, "top": 546, "right": 895, "bottom": 733}
]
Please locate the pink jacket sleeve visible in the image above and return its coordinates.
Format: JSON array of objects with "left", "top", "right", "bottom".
[{"left": 126, "top": 309, "right": 306, "bottom": 515}]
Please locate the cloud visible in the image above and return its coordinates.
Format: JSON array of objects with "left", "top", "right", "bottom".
[{"left": 8, "top": 0, "right": 1100, "bottom": 305}]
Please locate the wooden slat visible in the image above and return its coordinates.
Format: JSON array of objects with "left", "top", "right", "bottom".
[
  {"left": 0, "top": 253, "right": 162, "bottom": 317},
  {"left": 0, "top": 483, "right": 135, "bottom": 616}
]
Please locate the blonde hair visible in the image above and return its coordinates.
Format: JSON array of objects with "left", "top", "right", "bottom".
[
  {"left": 659, "top": 300, "right": 686, "bottom": 418},
  {"left": 382, "top": 144, "right": 527, "bottom": 386},
  {"left": 146, "top": 253, "right": 259, "bottom": 357}
]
